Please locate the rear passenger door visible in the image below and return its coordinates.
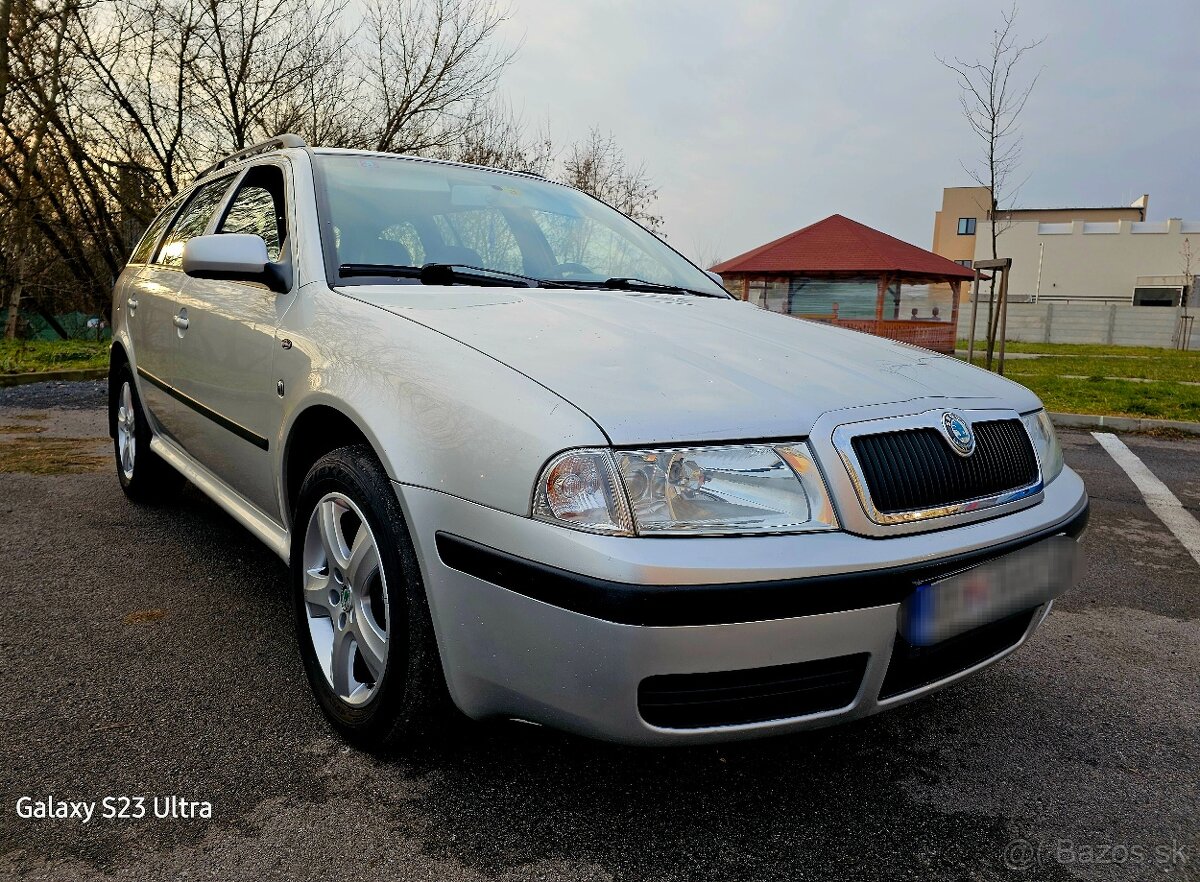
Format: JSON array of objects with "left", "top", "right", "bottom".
[
  {"left": 171, "top": 162, "right": 292, "bottom": 519},
  {"left": 130, "top": 175, "right": 236, "bottom": 441}
]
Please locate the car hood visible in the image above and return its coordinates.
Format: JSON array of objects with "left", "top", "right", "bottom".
[{"left": 341, "top": 286, "right": 1042, "bottom": 445}]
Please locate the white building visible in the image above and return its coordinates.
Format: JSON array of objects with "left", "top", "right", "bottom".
[{"left": 974, "top": 217, "right": 1198, "bottom": 306}]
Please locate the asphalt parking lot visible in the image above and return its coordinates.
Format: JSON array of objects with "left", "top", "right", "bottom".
[{"left": 1, "top": 382, "right": 1196, "bottom": 882}]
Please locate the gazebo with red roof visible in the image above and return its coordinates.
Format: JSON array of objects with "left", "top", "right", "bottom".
[{"left": 711, "top": 214, "right": 977, "bottom": 354}]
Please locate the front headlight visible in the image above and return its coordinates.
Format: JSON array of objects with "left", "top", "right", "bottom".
[
  {"left": 1021, "top": 409, "right": 1064, "bottom": 484},
  {"left": 532, "top": 442, "right": 838, "bottom": 536},
  {"left": 532, "top": 450, "right": 634, "bottom": 535}
]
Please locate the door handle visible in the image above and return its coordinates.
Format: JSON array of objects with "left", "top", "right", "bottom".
[
  {"left": 127, "top": 296, "right": 139, "bottom": 311},
  {"left": 173, "top": 314, "right": 189, "bottom": 330}
]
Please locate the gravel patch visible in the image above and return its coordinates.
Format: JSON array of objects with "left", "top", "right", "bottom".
[{"left": 0, "top": 379, "right": 107, "bottom": 411}]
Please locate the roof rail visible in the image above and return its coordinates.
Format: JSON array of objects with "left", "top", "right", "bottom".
[{"left": 195, "top": 133, "right": 308, "bottom": 180}]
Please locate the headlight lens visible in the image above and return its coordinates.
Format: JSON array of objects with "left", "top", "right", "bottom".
[
  {"left": 533, "top": 442, "right": 838, "bottom": 536},
  {"left": 1021, "top": 409, "right": 1064, "bottom": 484}
]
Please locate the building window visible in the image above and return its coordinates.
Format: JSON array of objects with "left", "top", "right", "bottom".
[
  {"left": 955, "top": 259, "right": 973, "bottom": 268},
  {"left": 957, "top": 217, "right": 976, "bottom": 235}
]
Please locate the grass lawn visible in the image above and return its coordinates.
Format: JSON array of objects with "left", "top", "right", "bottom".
[
  {"left": 0, "top": 339, "right": 109, "bottom": 375},
  {"left": 956, "top": 341, "right": 1200, "bottom": 422}
]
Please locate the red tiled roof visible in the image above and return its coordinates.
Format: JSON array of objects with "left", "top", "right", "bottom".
[{"left": 711, "top": 214, "right": 977, "bottom": 280}]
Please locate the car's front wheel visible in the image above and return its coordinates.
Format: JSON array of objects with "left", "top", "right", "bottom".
[{"left": 291, "top": 445, "right": 448, "bottom": 749}]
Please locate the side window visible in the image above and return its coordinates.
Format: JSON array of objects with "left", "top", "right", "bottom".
[
  {"left": 217, "top": 165, "right": 287, "bottom": 262},
  {"left": 155, "top": 176, "right": 235, "bottom": 267},
  {"left": 129, "top": 197, "right": 183, "bottom": 265}
]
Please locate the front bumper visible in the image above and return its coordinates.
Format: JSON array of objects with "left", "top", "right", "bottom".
[{"left": 396, "top": 466, "right": 1089, "bottom": 745}]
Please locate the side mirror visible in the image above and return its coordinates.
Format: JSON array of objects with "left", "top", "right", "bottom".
[
  {"left": 182, "top": 234, "right": 289, "bottom": 293},
  {"left": 705, "top": 270, "right": 724, "bottom": 287}
]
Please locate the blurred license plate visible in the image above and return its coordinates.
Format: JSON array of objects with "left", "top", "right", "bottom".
[{"left": 900, "top": 536, "right": 1082, "bottom": 647}]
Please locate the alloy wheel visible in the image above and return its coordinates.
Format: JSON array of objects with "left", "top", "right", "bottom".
[
  {"left": 116, "top": 381, "right": 136, "bottom": 480},
  {"left": 302, "top": 492, "right": 390, "bottom": 706}
]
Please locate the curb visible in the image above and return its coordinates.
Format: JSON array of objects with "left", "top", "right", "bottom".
[
  {"left": 954, "top": 349, "right": 1043, "bottom": 360},
  {"left": 0, "top": 368, "right": 108, "bottom": 388},
  {"left": 1049, "top": 411, "right": 1200, "bottom": 436}
]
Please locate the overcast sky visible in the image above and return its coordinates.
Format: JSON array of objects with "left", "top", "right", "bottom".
[{"left": 496, "top": 0, "right": 1200, "bottom": 266}]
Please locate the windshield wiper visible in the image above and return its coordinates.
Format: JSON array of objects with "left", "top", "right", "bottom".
[
  {"left": 337, "top": 263, "right": 724, "bottom": 296},
  {"left": 339, "top": 263, "right": 424, "bottom": 280},
  {"left": 339, "top": 262, "right": 570, "bottom": 289},
  {"left": 601, "top": 277, "right": 726, "bottom": 298}
]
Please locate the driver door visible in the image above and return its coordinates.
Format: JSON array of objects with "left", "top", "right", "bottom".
[{"left": 171, "top": 162, "right": 293, "bottom": 520}]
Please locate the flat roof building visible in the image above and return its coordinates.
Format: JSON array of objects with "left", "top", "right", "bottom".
[
  {"left": 931, "top": 186, "right": 1148, "bottom": 268},
  {"left": 930, "top": 187, "right": 1195, "bottom": 307}
]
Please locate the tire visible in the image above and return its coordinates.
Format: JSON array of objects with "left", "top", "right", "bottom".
[
  {"left": 111, "top": 362, "right": 184, "bottom": 502},
  {"left": 290, "top": 444, "right": 448, "bottom": 750}
]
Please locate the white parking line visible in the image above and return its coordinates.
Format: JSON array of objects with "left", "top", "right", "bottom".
[{"left": 1092, "top": 432, "right": 1200, "bottom": 568}]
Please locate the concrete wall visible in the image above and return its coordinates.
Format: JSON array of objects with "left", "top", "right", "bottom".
[
  {"left": 956, "top": 301, "right": 1200, "bottom": 349},
  {"left": 973, "top": 217, "right": 1199, "bottom": 304}
]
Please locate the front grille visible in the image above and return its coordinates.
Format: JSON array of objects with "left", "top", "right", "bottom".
[
  {"left": 638, "top": 653, "right": 868, "bottom": 729},
  {"left": 851, "top": 418, "right": 1038, "bottom": 515},
  {"left": 879, "top": 607, "right": 1037, "bottom": 699}
]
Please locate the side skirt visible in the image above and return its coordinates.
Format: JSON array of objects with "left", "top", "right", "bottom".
[{"left": 150, "top": 434, "right": 291, "bottom": 562}]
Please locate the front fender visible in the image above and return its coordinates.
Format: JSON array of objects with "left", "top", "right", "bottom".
[{"left": 276, "top": 287, "right": 609, "bottom": 517}]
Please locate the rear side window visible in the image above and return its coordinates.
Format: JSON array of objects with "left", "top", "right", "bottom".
[
  {"left": 128, "top": 197, "right": 183, "bottom": 265},
  {"left": 217, "top": 165, "right": 287, "bottom": 262},
  {"left": 155, "top": 176, "right": 235, "bottom": 267}
]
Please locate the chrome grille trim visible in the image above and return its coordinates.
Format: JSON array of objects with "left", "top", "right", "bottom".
[{"left": 831, "top": 408, "right": 1044, "bottom": 526}]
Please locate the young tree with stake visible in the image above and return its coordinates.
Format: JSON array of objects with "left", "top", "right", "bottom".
[{"left": 937, "top": 4, "right": 1043, "bottom": 367}]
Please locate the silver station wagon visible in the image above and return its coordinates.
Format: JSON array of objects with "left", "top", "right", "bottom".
[{"left": 110, "top": 135, "right": 1087, "bottom": 748}]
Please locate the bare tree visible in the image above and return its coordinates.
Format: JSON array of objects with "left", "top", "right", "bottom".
[
  {"left": 71, "top": 0, "right": 348, "bottom": 193},
  {"left": 938, "top": 5, "right": 1043, "bottom": 256},
  {"left": 0, "top": 0, "right": 665, "bottom": 328},
  {"left": 358, "top": 0, "right": 515, "bottom": 154},
  {"left": 1182, "top": 238, "right": 1194, "bottom": 312},
  {"left": 1176, "top": 237, "right": 1194, "bottom": 350},
  {"left": 438, "top": 102, "right": 552, "bottom": 175},
  {"left": 1, "top": 0, "right": 76, "bottom": 337},
  {"left": 0, "top": 0, "right": 352, "bottom": 324},
  {"left": 0, "top": 0, "right": 13, "bottom": 120},
  {"left": 69, "top": 0, "right": 205, "bottom": 201},
  {"left": 192, "top": 0, "right": 351, "bottom": 150},
  {"left": 262, "top": 25, "right": 362, "bottom": 148},
  {"left": 562, "top": 127, "right": 662, "bottom": 234},
  {"left": 689, "top": 236, "right": 724, "bottom": 271},
  {"left": 938, "top": 4, "right": 1043, "bottom": 361}
]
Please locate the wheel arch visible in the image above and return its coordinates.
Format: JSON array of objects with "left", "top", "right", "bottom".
[
  {"left": 282, "top": 402, "right": 392, "bottom": 529},
  {"left": 108, "top": 341, "right": 131, "bottom": 439}
]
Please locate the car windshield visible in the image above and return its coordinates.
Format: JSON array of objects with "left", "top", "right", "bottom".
[{"left": 314, "top": 153, "right": 726, "bottom": 295}]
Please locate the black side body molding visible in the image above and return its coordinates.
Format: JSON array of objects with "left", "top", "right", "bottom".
[{"left": 136, "top": 366, "right": 270, "bottom": 451}]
